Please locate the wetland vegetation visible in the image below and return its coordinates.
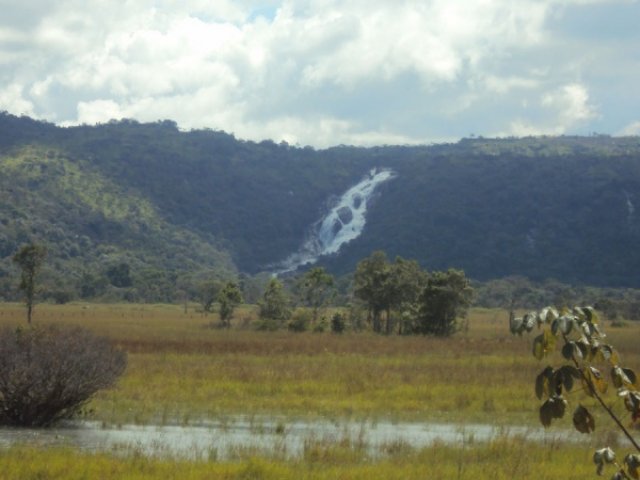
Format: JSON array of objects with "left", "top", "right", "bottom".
[{"left": 0, "top": 302, "right": 637, "bottom": 478}]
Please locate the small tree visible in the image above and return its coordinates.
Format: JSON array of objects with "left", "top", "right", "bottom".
[
  {"left": 353, "top": 251, "right": 393, "bottom": 333},
  {"left": 353, "top": 252, "right": 427, "bottom": 334},
  {"left": 387, "top": 257, "right": 427, "bottom": 334},
  {"left": 217, "top": 281, "right": 243, "bottom": 328},
  {"left": 12, "top": 243, "right": 47, "bottom": 324},
  {"left": 0, "top": 324, "right": 127, "bottom": 427},
  {"left": 510, "top": 306, "right": 640, "bottom": 478},
  {"left": 330, "top": 312, "right": 346, "bottom": 334},
  {"left": 258, "top": 278, "right": 292, "bottom": 329},
  {"left": 295, "top": 267, "right": 335, "bottom": 326},
  {"left": 198, "top": 280, "right": 222, "bottom": 315},
  {"left": 414, "top": 269, "right": 473, "bottom": 336}
]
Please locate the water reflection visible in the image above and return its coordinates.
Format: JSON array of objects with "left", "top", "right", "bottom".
[{"left": 0, "top": 417, "right": 575, "bottom": 459}]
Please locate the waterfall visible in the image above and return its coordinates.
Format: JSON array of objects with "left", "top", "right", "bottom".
[
  {"left": 624, "top": 190, "right": 635, "bottom": 223},
  {"left": 275, "top": 168, "right": 396, "bottom": 273}
]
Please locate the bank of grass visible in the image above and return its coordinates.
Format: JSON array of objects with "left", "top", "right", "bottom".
[
  {"left": 0, "top": 303, "right": 637, "bottom": 428},
  {"left": 0, "top": 436, "right": 597, "bottom": 479}
]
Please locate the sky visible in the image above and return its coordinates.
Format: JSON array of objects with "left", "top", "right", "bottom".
[{"left": 1, "top": 0, "right": 639, "bottom": 148}]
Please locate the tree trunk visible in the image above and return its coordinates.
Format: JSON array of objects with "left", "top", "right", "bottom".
[
  {"left": 372, "top": 310, "right": 381, "bottom": 333},
  {"left": 385, "top": 309, "right": 392, "bottom": 335}
]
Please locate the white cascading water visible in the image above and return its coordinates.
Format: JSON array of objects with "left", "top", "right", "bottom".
[{"left": 276, "top": 168, "right": 396, "bottom": 273}]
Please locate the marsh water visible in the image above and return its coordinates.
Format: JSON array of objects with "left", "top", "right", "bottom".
[{"left": 0, "top": 417, "right": 575, "bottom": 459}]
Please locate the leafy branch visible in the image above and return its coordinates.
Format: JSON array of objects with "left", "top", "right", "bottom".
[{"left": 510, "top": 306, "right": 640, "bottom": 479}]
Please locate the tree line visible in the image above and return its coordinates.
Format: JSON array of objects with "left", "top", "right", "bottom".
[
  {"left": 4, "top": 112, "right": 640, "bottom": 291},
  {"left": 238, "top": 251, "right": 472, "bottom": 337},
  {"left": 11, "top": 243, "right": 472, "bottom": 337}
]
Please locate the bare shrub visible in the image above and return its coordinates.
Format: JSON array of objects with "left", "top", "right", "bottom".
[{"left": 0, "top": 324, "right": 127, "bottom": 427}]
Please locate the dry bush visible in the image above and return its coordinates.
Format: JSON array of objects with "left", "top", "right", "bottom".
[{"left": 0, "top": 324, "right": 127, "bottom": 427}]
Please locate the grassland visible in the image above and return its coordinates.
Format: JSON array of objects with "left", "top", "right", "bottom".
[
  {"left": 0, "top": 302, "right": 638, "bottom": 478},
  {"left": 0, "top": 438, "right": 599, "bottom": 479}
]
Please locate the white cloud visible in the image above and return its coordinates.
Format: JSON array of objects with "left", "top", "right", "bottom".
[
  {"left": 482, "top": 75, "right": 541, "bottom": 95},
  {"left": 76, "top": 99, "right": 125, "bottom": 125},
  {"left": 542, "top": 83, "right": 597, "bottom": 127},
  {"left": 0, "top": 0, "right": 638, "bottom": 146},
  {"left": 506, "top": 120, "right": 563, "bottom": 138},
  {"left": 498, "top": 83, "right": 597, "bottom": 137},
  {"left": 618, "top": 121, "right": 640, "bottom": 136},
  {"left": 295, "top": 0, "right": 550, "bottom": 89},
  {"left": 0, "top": 83, "right": 35, "bottom": 116}
]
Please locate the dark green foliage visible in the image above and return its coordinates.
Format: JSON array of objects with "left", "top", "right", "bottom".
[
  {"left": 511, "top": 306, "right": 640, "bottom": 477},
  {"left": 12, "top": 243, "right": 47, "bottom": 323},
  {"left": 295, "top": 267, "right": 335, "bottom": 326},
  {"left": 473, "top": 276, "right": 640, "bottom": 317},
  {"left": 47, "top": 289, "right": 73, "bottom": 305},
  {"left": 323, "top": 138, "right": 640, "bottom": 287},
  {"left": 287, "top": 309, "right": 311, "bottom": 332},
  {"left": 217, "top": 281, "right": 243, "bottom": 328},
  {"left": 105, "top": 262, "right": 132, "bottom": 288},
  {"left": 330, "top": 313, "right": 346, "bottom": 334},
  {"left": 199, "top": 280, "right": 223, "bottom": 315},
  {"left": 353, "top": 251, "right": 393, "bottom": 333},
  {"left": 258, "top": 278, "right": 292, "bottom": 329},
  {"left": 3, "top": 112, "right": 640, "bottom": 298},
  {"left": 353, "top": 252, "right": 427, "bottom": 334},
  {"left": 0, "top": 324, "right": 127, "bottom": 427},
  {"left": 414, "top": 269, "right": 473, "bottom": 336}
]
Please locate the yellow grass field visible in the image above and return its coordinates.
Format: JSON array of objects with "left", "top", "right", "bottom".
[
  {"left": 0, "top": 302, "right": 638, "bottom": 478},
  {"left": 0, "top": 439, "right": 599, "bottom": 480}
]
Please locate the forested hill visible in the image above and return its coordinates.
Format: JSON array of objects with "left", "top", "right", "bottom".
[{"left": 1, "top": 112, "right": 640, "bottom": 301}]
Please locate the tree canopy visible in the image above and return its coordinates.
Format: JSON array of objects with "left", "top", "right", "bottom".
[
  {"left": 12, "top": 243, "right": 47, "bottom": 323},
  {"left": 3, "top": 112, "right": 640, "bottom": 304},
  {"left": 353, "top": 252, "right": 469, "bottom": 336}
]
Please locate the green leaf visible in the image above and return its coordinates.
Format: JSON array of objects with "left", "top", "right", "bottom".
[
  {"left": 523, "top": 313, "right": 536, "bottom": 332},
  {"left": 539, "top": 399, "right": 554, "bottom": 427},
  {"left": 539, "top": 306, "right": 559, "bottom": 325},
  {"left": 553, "top": 315, "right": 574, "bottom": 336},
  {"left": 611, "top": 471, "right": 630, "bottom": 480},
  {"left": 531, "top": 329, "right": 556, "bottom": 360},
  {"left": 576, "top": 340, "right": 590, "bottom": 360},
  {"left": 540, "top": 395, "right": 567, "bottom": 426},
  {"left": 550, "top": 395, "right": 567, "bottom": 419},
  {"left": 556, "top": 365, "right": 580, "bottom": 392},
  {"left": 623, "top": 368, "right": 637, "bottom": 386},
  {"left": 623, "top": 391, "right": 640, "bottom": 416},
  {"left": 572, "top": 405, "right": 595, "bottom": 434},
  {"left": 625, "top": 454, "right": 640, "bottom": 480},
  {"left": 583, "top": 366, "right": 608, "bottom": 396},
  {"left": 584, "top": 306, "right": 599, "bottom": 324},
  {"left": 535, "top": 366, "right": 554, "bottom": 400},
  {"left": 581, "top": 320, "right": 596, "bottom": 339},
  {"left": 612, "top": 366, "right": 635, "bottom": 389},
  {"left": 562, "top": 341, "right": 583, "bottom": 361},
  {"left": 594, "top": 447, "right": 616, "bottom": 476},
  {"left": 509, "top": 316, "right": 524, "bottom": 335},
  {"left": 597, "top": 344, "right": 618, "bottom": 364}
]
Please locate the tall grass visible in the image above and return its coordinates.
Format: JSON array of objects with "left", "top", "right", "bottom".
[
  {"left": 1, "top": 302, "right": 638, "bottom": 477},
  {"left": 0, "top": 302, "right": 637, "bottom": 428},
  {"left": 0, "top": 436, "right": 597, "bottom": 479}
]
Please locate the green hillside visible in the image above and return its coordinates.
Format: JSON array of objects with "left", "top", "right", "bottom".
[
  {"left": 1, "top": 112, "right": 640, "bottom": 301},
  {"left": 326, "top": 136, "right": 640, "bottom": 287},
  {"left": 0, "top": 142, "right": 236, "bottom": 301}
]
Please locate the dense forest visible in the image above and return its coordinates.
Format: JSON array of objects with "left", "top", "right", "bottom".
[{"left": 1, "top": 112, "right": 640, "bottom": 303}]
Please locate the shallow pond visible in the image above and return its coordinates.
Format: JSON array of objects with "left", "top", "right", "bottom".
[{"left": 0, "top": 417, "right": 577, "bottom": 460}]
